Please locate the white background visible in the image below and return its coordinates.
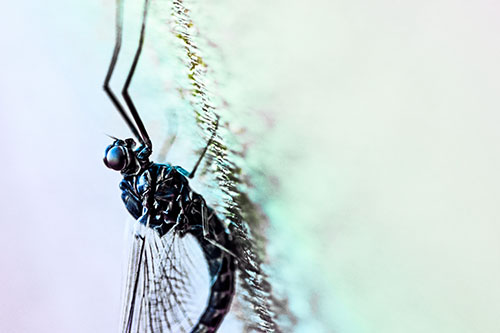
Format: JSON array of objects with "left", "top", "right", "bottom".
[{"left": 0, "top": 0, "right": 499, "bottom": 332}]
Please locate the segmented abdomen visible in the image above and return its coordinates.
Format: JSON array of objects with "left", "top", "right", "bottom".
[{"left": 191, "top": 214, "right": 236, "bottom": 333}]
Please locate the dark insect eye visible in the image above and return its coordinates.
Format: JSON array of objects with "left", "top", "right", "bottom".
[{"left": 104, "top": 146, "right": 128, "bottom": 171}]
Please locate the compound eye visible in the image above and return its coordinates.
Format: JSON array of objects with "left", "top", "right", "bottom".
[{"left": 104, "top": 146, "right": 128, "bottom": 171}]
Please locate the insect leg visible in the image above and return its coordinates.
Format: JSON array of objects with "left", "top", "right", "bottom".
[
  {"left": 203, "top": 237, "right": 237, "bottom": 258},
  {"left": 103, "top": 0, "right": 144, "bottom": 145},
  {"left": 121, "top": 0, "right": 153, "bottom": 149},
  {"left": 124, "top": 233, "right": 146, "bottom": 333},
  {"left": 200, "top": 204, "right": 237, "bottom": 258},
  {"left": 188, "top": 115, "right": 220, "bottom": 179}
]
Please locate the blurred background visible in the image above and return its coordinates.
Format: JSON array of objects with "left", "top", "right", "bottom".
[{"left": 1, "top": 0, "right": 499, "bottom": 332}]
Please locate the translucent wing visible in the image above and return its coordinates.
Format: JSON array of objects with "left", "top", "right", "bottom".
[{"left": 121, "top": 220, "right": 210, "bottom": 333}]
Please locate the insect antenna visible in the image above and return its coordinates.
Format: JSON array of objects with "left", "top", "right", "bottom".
[
  {"left": 105, "top": 133, "right": 119, "bottom": 141},
  {"left": 121, "top": 0, "right": 153, "bottom": 150},
  {"left": 103, "top": 0, "right": 144, "bottom": 146}
]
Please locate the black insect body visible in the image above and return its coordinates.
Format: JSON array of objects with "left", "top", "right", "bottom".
[
  {"left": 102, "top": 0, "right": 237, "bottom": 331},
  {"left": 104, "top": 140, "right": 236, "bottom": 332}
]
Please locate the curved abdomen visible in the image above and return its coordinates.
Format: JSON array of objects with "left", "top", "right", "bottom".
[{"left": 190, "top": 214, "right": 236, "bottom": 333}]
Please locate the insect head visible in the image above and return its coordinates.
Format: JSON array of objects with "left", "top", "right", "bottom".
[{"left": 103, "top": 138, "right": 151, "bottom": 175}]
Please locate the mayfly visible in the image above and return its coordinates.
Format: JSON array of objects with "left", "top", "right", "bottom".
[{"left": 102, "top": 0, "right": 236, "bottom": 332}]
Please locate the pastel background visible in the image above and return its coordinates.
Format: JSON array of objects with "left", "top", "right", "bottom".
[{"left": 1, "top": 0, "right": 499, "bottom": 332}]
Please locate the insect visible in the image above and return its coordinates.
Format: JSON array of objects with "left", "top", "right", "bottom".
[{"left": 102, "top": 0, "right": 236, "bottom": 331}]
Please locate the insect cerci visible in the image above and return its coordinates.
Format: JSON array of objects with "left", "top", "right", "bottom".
[{"left": 102, "top": 0, "right": 237, "bottom": 331}]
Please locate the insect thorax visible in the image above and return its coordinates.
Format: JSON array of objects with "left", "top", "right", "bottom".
[{"left": 120, "top": 163, "right": 204, "bottom": 237}]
